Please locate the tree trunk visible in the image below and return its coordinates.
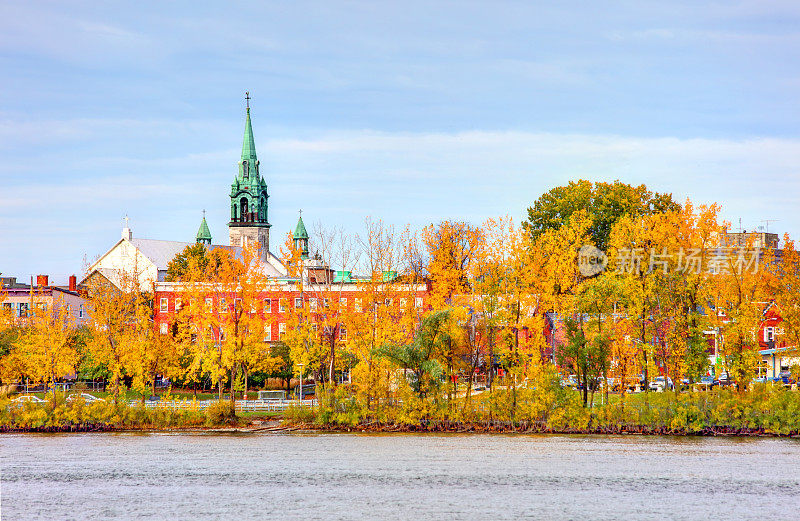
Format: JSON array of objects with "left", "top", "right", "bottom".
[
  {"left": 229, "top": 367, "right": 236, "bottom": 405},
  {"left": 329, "top": 335, "right": 336, "bottom": 386}
]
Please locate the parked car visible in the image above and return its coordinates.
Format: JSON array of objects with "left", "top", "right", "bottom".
[
  {"left": 716, "top": 373, "right": 736, "bottom": 387},
  {"left": 67, "top": 393, "right": 105, "bottom": 403},
  {"left": 560, "top": 375, "right": 578, "bottom": 389},
  {"left": 694, "top": 376, "right": 715, "bottom": 390},
  {"left": 11, "top": 395, "right": 46, "bottom": 405},
  {"left": 648, "top": 376, "right": 674, "bottom": 392}
]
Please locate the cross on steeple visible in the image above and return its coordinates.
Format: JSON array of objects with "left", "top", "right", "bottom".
[
  {"left": 245, "top": 91, "right": 250, "bottom": 109},
  {"left": 299, "top": 209, "right": 302, "bottom": 217},
  {"left": 123, "top": 215, "right": 129, "bottom": 227}
]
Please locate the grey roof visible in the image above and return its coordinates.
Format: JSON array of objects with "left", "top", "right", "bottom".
[{"left": 129, "top": 238, "right": 284, "bottom": 277}]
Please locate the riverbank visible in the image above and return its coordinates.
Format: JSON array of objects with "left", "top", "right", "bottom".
[
  {"left": 4, "top": 418, "right": 799, "bottom": 438},
  {"left": 4, "top": 384, "right": 800, "bottom": 437},
  {"left": 283, "top": 419, "right": 800, "bottom": 437}
]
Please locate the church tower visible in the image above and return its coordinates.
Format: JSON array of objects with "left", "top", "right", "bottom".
[
  {"left": 228, "top": 93, "right": 270, "bottom": 257},
  {"left": 293, "top": 212, "right": 309, "bottom": 259},
  {"left": 196, "top": 211, "right": 212, "bottom": 245}
]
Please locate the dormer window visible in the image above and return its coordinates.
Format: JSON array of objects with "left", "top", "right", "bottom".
[{"left": 242, "top": 160, "right": 249, "bottom": 178}]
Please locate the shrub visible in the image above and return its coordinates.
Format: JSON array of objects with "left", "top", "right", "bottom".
[{"left": 204, "top": 401, "right": 237, "bottom": 426}]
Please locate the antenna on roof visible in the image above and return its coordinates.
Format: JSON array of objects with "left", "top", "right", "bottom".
[{"left": 761, "top": 219, "right": 779, "bottom": 233}]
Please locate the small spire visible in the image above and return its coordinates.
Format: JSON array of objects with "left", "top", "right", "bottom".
[
  {"left": 293, "top": 210, "right": 309, "bottom": 259},
  {"left": 196, "top": 210, "right": 212, "bottom": 245},
  {"left": 122, "top": 214, "right": 132, "bottom": 240}
]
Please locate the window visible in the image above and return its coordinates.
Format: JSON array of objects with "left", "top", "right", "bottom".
[
  {"left": 324, "top": 298, "right": 330, "bottom": 309},
  {"left": 263, "top": 323, "right": 272, "bottom": 342},
  {"left": 234, "top": 298, "right": 242, "bottom": 312},
  {"left": 415, "top": 297, "right": 423, "bottom": 309},
  {"left": 339, "top": 325, "right": 347, "bottom": 341},
  {"left": 310, "top": 298, "right": 317, "bottom": 312},
  {"left": 279, "top": 323, "right": 286, "bottom": 339},
  {"left": 220, "top": 298, "right": 227, "bottom": 313},
  {"left": 160, "top": 298, "right": 168, "bottom": 312},
  {"left": 175, "top": 299, "right": 182, "bottom": 311},
  {"left": 159, "top": 323, "right": 169, "bottom": 335},
  {"left": 242, "top": 160, "right": 249, "bottom": 178},
  {"left": 765, "top": 327, "right": 776, "bottom": 342},
  {"left": 279, "top": 299, "right": 287, "bottom": 312},
  {"left": 219, "top": 327, "right": 226, "bottom": 341},
  {"left": 79, "top": 304, "right": 84, "bottom": 318},
  {"left": 339, "top": 298, "right": 347, "bottom": 309},
  {"left": 264, "top": 298, "right": 272, "bottom": 313},
  {"left": 355, "top": 298, "right": 362, "bottom": 313},
  {"left": 385, "top": 298, "right": 393, "bottom": 307},
  {"left": 295, "top": 297, "right": 303, "bottom": 309},
  {"left": 311, "top": 323, "right": 318, "bottom": 333},
  {"left": 205, "top": 298, "right": 213, "bottom": 313},
  {"left": 18, "top": 303, "right": 28, "bottom": 318},
  {"left": 400, "top": 298, "right": 407, "bottom": 308}
]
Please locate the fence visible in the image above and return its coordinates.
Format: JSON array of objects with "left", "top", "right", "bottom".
[{"left": 128, "top": 399, "right": 318, "bottom": 411}]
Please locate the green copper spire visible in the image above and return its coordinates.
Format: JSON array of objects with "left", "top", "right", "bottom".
[
  {"left": 293, "top": 210, "right": 309, "bottom": 259},
  {"left": 241, "top": 108, "right": 257, "bottom": 163},
  {"left": 294, "top": 213, "right": 309, "bottom": 239},
  {"left": 196, "top": 211, "right": 212, "bottom": 245}
]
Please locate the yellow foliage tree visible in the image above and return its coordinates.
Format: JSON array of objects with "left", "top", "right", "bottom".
[{"left": 5, "top": 292, "right": 79, "bottom": 395}]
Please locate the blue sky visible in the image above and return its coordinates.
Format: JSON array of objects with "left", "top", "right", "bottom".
[{"left": 1, "top": 1, "right": 799, "bottom": 282}]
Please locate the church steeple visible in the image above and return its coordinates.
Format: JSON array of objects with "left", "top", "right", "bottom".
[
  {"left": 196, "top": 210, "right": 212, "bottom": 245},
  {"left": 229, "top": 92, "right": 271, "bottom": 256},
  {"left": 241, "top": 97, "right": 257, "bottom": 166},
  {"left": 293, "top": 211, "right": 309, "bottom": 259}
]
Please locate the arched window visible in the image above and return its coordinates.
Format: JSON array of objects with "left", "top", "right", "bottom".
[
  {"left": 240, "top": 197, "right": 249, "bottom": 221},
  {"left": 242, "top": 160, "right": 249, "bottom": 178}
]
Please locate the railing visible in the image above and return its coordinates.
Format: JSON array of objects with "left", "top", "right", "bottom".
[{"left": 127, "top": 399, "right": 318, "bottom": 411}]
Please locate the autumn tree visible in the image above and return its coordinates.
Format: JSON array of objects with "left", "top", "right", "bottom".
[
  {"left": 379, "top": 308, "right": 460, "bottom": 399},
  {"left": 3, "top": 292, "right": 80, "bottom": 396},
  {"left": 179, "top": 243, "right": 278, "bottom": 403},
  {"left": 85, "top": 266, "right": 151, "bottom": 403},
  {"left": 422, "top": 220, "right": 481, "bottom": 309},
  {"left": 770, "top": 235, "right": 800, "bottom": 356},
  {"left": 525, "top": 180, "right": 680, "bottom": 250}
]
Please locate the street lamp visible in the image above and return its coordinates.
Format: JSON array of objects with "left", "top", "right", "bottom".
[{"left": 298, "top": 363, "right": 304, "bottom": 405}]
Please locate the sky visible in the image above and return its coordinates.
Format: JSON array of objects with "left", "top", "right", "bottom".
[{"left": 1, "top": 0, "right": 799, "bottom": 283}]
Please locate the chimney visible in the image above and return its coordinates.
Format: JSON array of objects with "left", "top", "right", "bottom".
[
  {"left": 36, "top": 274, "right": 49, "bottom": 287},
  {"left": 69, "top": 274, "right": 77, "bottom": 292}
]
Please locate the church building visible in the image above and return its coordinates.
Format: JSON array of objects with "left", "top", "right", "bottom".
[{"left": 84, "top": 99, "right": 286, "bottom": 292}]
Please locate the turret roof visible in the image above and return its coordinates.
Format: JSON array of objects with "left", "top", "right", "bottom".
[
  {"left": 294, "top": 215, "right": 309, "bottom": 239},
  {"left": 196, "top": 216, "right": 212, "bottom": 242}
]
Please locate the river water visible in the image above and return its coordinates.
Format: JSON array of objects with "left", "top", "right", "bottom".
[{"left": 2, "top": 433, "right": 799, "bottom": 520}]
